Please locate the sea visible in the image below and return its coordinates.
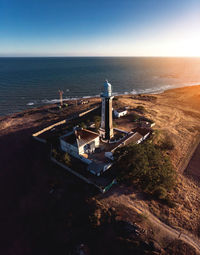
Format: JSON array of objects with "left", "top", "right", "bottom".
[{"left": 0, "top": 57, "right": 200, "bottom": 116}]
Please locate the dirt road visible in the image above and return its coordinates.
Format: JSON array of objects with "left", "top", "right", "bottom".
[{"left": 100, "top": 189, "right": 200, "bottom": 254}]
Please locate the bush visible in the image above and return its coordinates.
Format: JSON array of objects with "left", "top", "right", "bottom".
[
  {"left": 114, "top": 142, "right": 176, "bottom": 195},
  {"left": 93, "top": 115, "right": 101, "bottom": 130},
  {"left": 135, "top": 105, "right": 146, "bottom": 113},
  {"left": 80, "top": 122, "right": 87, "bottom": 129},
  {"left": 162, "top": 197, "right": 176, "bottom": 208},
  {"left": 159, "top": 136, "right": 174, "bottom": 150},
  {"left": 131, "top": 112, "right": 140, "bottom": 122},
  {"left": 153, "top": 186, "right": 167, "bottom": 199},
  {"left": 52, "top": 148, "right": 58, "bottom": 159},
  {"left": 63, "top": 153, "right": 71, "bottom": 165}
]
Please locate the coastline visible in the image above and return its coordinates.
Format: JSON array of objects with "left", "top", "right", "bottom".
[
  {"left": 1, "top": 84, "right": 200, "bottom": 173},
  {"left": 1, "top": 83, "right": 200, "bottom": 118},
  {"left": 1, "top": 83, "right": 200, "bottom": 254},
  {"left": 26, "top": 82, "right": 200, "bottom": 107}
]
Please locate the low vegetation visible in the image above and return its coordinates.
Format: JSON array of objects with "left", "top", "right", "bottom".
[
  {"left": 114, "top": 142, "right": 176, "bottom": 200},
  {"left": 80, "top": 121, "right": 87, "bottom": 129},
  {"left": 63, "top": 152, "right": 71, "bottom": 165},
  {"left": 93, "top": 115, "right": 101, "bottom": 130},
  {"left": 132, "top": 94, "right": 157, "bottom": 102},
  {"left": 135, "top": 105, "right": 146, "bottom": 113},
  {"left": 52, "top": 148, "right": 71, "bottom": 166},
  {"left": 158, "top": 135, "right": 175, "bottom": 151},
  {"left": 131, "top": 112, "right": 140, "bottom": 121}
]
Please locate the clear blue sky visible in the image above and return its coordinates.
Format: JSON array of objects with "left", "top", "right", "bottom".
[{"left": 1, "top": 0, "right": 200, "bottom": 56}]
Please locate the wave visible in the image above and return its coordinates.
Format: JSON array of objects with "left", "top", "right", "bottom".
[
  {"left": 40, "top": 94, "right": 101, "bottom": 104},
  {"left": 129, "top": 85, "right": 172, "bottom": 95},
  {"left": 127, "top": 82, "right": 200, "bottom": 96},
  {"left": 26, "top": 81, "right": 200, "bottom": 108}
]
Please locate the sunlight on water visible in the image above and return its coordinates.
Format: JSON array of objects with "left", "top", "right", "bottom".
[{"left": 0, "top": 57, "right": 200, "bottom": 116}]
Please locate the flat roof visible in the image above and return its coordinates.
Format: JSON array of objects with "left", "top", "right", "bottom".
[
  {"left": 87, "top": 162, "right": 107, "bottom": 175},
  {"left": 123, "top": 132, "right": 143, "bottom": 145},
  {"left": 132, "top": 127, "right": 151, "bottom": 137},
  {"left": 115, "top": 108, "right": 127, "bottom": 113}
]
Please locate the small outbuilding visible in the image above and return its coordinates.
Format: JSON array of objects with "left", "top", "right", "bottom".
[{"left": 113, "top": 108, "right": 128, "bottom": 118}]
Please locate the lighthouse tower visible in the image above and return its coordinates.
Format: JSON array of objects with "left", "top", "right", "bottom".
[{"left": 99, "top": 80, "right": 114, "bottom": 140}]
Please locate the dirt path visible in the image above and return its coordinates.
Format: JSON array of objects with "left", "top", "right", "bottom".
[{"left": 101, "top": 190, "right": 200, "bottom": 253}]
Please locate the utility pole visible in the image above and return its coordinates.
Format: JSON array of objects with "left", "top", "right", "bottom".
[{"left": 58, "top": 89, "right": 64, "bottom": 107}]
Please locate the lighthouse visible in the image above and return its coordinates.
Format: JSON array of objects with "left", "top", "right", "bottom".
[{"left": 99, "top": 80, "right": 114, "bottom": 140}]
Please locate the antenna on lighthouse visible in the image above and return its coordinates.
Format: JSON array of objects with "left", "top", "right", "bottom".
[{"left": 58, "top": 89, "right": 64, "bottom": 107}]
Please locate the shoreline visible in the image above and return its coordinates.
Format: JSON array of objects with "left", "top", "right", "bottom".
[{"left": 1, "top": 83, "right": 200, "bottom": 118}]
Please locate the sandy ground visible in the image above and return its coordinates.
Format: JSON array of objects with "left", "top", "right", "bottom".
[
  {"left": 0, "top": 98, "right": 100, "bottom": 135},
  {"left": 99, "top": 185, "right": 200, "bottom": 254},
  {"left": 115, "top": 85, "right": 200, "bottom": 175},
  {"left": 99, "top": 85, "right": 200, "bottom": 249},
  {"left": 1, "top": 85, "right": 200, "bottom": 254}
]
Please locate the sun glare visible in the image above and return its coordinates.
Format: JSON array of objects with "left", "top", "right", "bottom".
[{"left": 181, "top": 33, "right": 200, "bottom": 57}]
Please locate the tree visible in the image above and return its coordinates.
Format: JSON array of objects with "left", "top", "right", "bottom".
[
  {"left": 114, "top": 142, "right": 176, "bottom": 195},
  {"left": 52, "top": 148, "right": 58, "bottom": 159},
  {"left": 131, "top": 112, "right": 139, "bottom": 122},
  {"left": 93, "top": 115, "right": 101, "bottom": 130},
  {"left": 63, "top": 153, "right": 71, "bottom": 165},
  {"left": 135, "top": 105, "right": 146, "bottom": 113},
  {"left": 80, "top": 122, "right": 87, "bottom": 129},
  {"left": 159, "top": 136, "right": 174, "bottom": 150},
  {"left": 153, "top": 186, "right": 167, "bottom": 199}
]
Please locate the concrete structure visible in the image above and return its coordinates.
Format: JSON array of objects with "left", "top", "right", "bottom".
[
  {"left": 133, "top": 127, "right": 151, "bottom": 140},
  {"left": 99, "top": 80, "right": 114, "bottom": 140},
  {"left": 60, "top": 127, "right": 113, "bottom": 176},
  {"left": 110, "top": 128, "right": 152, "bottom": 155},
  {"left": 87, "top": 161, "right": 113, "bottom": 176},
  {"left": 60, "top": 128, "right": 100, "bottom": 164},
  {"left": 139, "top": 121, "right": 155, "bottom": 128},
  {"left": 56, "top": 81, "right": 152, "bottom": 180},
  {"left": 113, "top": 108, "right": 128, "bottom": 118}
]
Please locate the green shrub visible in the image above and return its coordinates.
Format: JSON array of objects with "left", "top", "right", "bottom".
[
  {"left": 80, "top": 122, "right": 87, "bottom": 129},
  {"left": 135, "top": 105, "right": 146, "bottom": 113},
  {"left": 159, "top": 136, "right": 174, "bottom": 150},
  {"left": 131, "top": 112, "right": 140, "bottom": 122},
  {"left": 63, "top": 153, "right": 71, "bottom": 165},
  {"left": 162, "top": 197, "right": 176, "bottom": 208},
  {"left": 52, "top": 148, "right": 58, "bottom": 159},
  {"left": 93, "top": 115, "right": 101, "bottom": 130},
  {"left": 153, "top": 186, "right": 167, "bottom": 199},
  {"left": 114, "top": 142, "right": 176, "bottom": 195}
]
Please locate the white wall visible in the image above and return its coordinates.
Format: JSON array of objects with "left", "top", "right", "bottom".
[
  {"left": 114, "top": 110, "right": 127, "bottom": 118},
  {"left": 78, "top": 136, "right": 100, "bottom": 154},
  {"left": 60, "top": 138, "right": 92, "bottom": 164},
  {"left": 60, "top": 138, "right": 78, "bottom": 154},
  {"left": 60, "top": 136, "right": 100, "bottom": 165}
]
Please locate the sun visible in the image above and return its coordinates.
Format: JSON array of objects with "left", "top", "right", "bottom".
[{"left": 177, "top": 32, "right": 200, "bottom": 57}]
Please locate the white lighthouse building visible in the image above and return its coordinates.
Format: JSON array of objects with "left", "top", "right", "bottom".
[{"left": 99, "top": 80, "right": 114, "bottom": 140}]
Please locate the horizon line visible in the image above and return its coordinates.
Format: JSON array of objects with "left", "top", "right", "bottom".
[{"left": 0, "top": 55, "right": 200, "bottom": 58}]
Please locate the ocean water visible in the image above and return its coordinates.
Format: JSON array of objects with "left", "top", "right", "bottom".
[{"left": 0, "top": 57, "right": 200, "bottom": 116}]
